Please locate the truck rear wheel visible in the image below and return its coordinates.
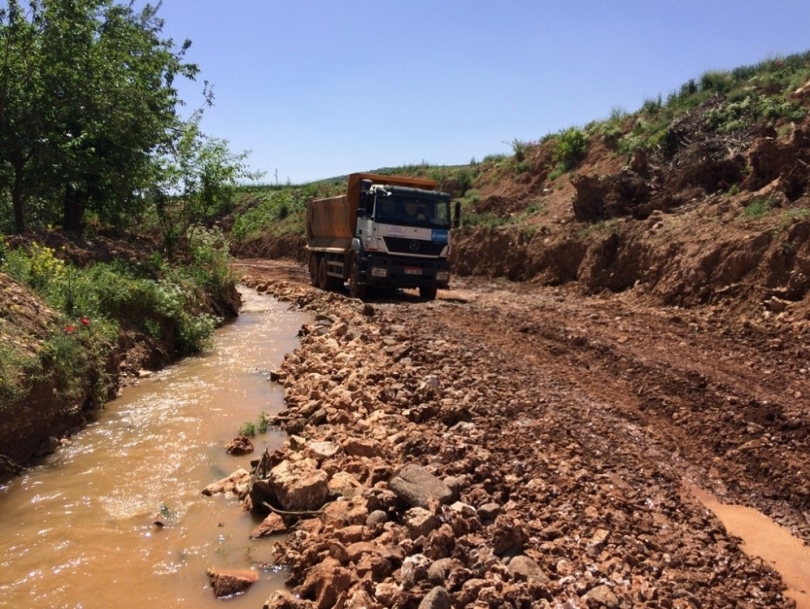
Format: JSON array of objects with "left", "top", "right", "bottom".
[
  {"left": 308, "top": 255, "right": 319, "bottom": 286},
  {"left": 419, "top": 285, "right": 438, "bottom": 300},
  {"left": 318, "top": 257, "right": 330, "bottom": 290}
]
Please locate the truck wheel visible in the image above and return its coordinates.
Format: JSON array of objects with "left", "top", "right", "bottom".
[
  {"left": 419, "top": 285, "right": 438, "bottom": 300},
  {"left": 308, "top": 255, "right": 319, "bottom": 286},
  {"left": 318, "top": 257, "right": 330, "bottom": 290},
  {"left": 349, "top": 264, "right": 367, "bottom": 299}
]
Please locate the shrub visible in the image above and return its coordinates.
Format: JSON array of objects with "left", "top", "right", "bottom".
[
  {"left": 508, "top": 139, "right": 528, "bottom": 162},
  {"left": 743, "top": 197, "right": 773, "bottom": 218},
  {"left": 0, "top": 344, "right": 34, "bottom": 408},
  {"left": 553, "top": 128, "right": 589, "bottom": 171}
]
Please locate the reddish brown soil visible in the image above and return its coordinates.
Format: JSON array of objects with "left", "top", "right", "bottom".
[{"left": 236, "top": 259, "right": 808, "bottom": 608}]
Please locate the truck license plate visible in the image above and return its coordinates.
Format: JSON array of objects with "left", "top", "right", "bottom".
[{"left": 404, "top": 267, "right": 422, "bottom": 275}]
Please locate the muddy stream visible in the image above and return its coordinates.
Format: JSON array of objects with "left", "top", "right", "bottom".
[{"left": 0, "top": 288, "right": 309, "bottom": 609}]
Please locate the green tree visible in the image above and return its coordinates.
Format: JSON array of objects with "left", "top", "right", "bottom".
[
  {"left": 152, "top": 114, "right": 263, "bottom": 260},
  {"left": 0, "top": 0, "right": 45, "bottom": 232},
  {"left": 0, "top": 0, "right": 199, "bottom": 232}
]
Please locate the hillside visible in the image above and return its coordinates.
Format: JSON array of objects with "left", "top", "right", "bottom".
[{"left": 232, "top": 52, "right": 810, "bottom": 328}]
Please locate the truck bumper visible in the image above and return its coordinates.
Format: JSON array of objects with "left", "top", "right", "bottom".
[{"left": 364, "top": 254, "right": 450, "bottom": 289}]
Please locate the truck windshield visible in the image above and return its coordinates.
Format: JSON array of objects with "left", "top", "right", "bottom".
[{"left": 374, "top": 195, "right": 451, "bottom": 228}]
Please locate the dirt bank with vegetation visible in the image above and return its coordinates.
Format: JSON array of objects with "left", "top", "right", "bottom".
[{"left": 0, "top": 230, "right": 240, "bottom": 471}]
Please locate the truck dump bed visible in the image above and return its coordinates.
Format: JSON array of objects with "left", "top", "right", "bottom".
[{"left": 306, "top": 195, "right": 353, "bottom": 252}]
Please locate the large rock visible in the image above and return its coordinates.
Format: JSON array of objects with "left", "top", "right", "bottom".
[
  {"left": 299, "top": 557, "right": 353, "bottom": 609},
  {"left": 250, "top": 512, "right": 287, "bottom": 538},
  {"left": 507, "top": 555, "right": 551, "bottom": 585},
  {"left": 206, "top": 568, "right": 258, "bottom": 598},
  {"left": 225, "top": 435, "right": 254, "bottom": 455},
  {"left": 418, "top": 587, "right": 451, "bottom": 609},
  {"left": 269, "top": 458, "right": 329, "bottom": 511},
  {"left": 583, "top": 584, "right": 620, "bottom": 608},
  {"left": 388, "top": 465, "right": 454, "bottom": 508},
  {"left": 202, "top": 468, "right": 251, "bottom": 497},
  {"left": 405, "top": 507, "right": 440, "bottom": 539}
]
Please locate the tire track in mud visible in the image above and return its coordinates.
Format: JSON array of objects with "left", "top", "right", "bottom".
[{"left": 433, "top": 286, "right": 810, "bottom": 543}]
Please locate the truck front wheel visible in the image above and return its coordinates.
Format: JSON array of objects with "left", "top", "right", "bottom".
[
  {"left": 349, "top": 264, "right": 367, "bottom": 299},
  {"left": 419, "top": 285, "right": 438, "bottom": 300}
]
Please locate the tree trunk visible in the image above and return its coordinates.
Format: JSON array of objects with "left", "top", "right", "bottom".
[
  {"left": 11, "top": 164, "right": 25, "bottom": 233},
  {"left": 63, "top": 184, "right": 86, "bottom": 232}
]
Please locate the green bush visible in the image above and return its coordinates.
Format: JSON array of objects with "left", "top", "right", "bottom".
[
  {"left": 0, "top": 344, "right": 34, "bottom": 408},
  {"left": 553, "top": 128, "right": 589, "bottom": 171},
  {"left": 743, "top": 197, "right": 773, "bottom": 218}
]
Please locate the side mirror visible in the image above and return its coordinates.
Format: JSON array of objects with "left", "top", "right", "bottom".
[{"left": 453, "top": 201, "right": 461, "bottom": 228}]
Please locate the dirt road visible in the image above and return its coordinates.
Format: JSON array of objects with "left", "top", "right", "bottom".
[{"left": 234, "top": 258, "right": 809, "bottom": 608}]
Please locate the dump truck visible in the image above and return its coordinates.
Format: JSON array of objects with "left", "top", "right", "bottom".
[{"left": 306, "top": 173, "right": 459, "bottom": 300}]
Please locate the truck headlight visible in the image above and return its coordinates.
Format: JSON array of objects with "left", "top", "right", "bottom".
[
  {"left": 371, "top": 268, "right": 387, "bottom": 278},
  {"left": 436, "top": 271, "right": 450, "bottom": 281}
]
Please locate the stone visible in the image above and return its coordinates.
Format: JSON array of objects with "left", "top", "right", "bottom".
[
  {"left": 299, "top": 557, "right": 353, "bottom": 609},
  {"left": 343, "top": 438, "right": 382, "bottom": 457},
  {"left": 225, "top": 435, "right": 254, "bottom": 455},
  {"left": 206, "top": 568, "right": 258, "bottom": 598},
  {"left": 388, "top": 465, "right": 454, "bottom": 508},
  {"left": 249, "top": 512, "right": 287, "bottom": 538},
  {"left": 366, "top": 509, "right": 388, "bottom": 526},
  {"left": 477, "top": 502, "right": 501, "bottom": 522},
  {"left": 400, "top": 553, "right": 431, "bottom": 589},
  {"left": 345, "top": 588, "right": 383, "bottom": 609},
  {"left": 418, "top": 586, "right": 451, "bottom": 609},
  {"left": 328, "top": 471, "right": 363, "bottom": 499},
  {"left": 333, "top": 524, "right": 368, "bottom": 544},
  {"left": 374, "top": 582, "right": 401, "bottom": 607},
  {"left": 405, "top": 507, "right": 441, "bottom": 539},
  {"left": 426, "top": 557, "right": 463, "bottom": 585},
  {"left": 583, "top": 584, "right": 620, "bottom": 608},
  {"left": 263, "top": 590, "right": 314, "bottom": 609},
  {"left": 269, "top": 458, "right": 329, "bottom": 511},
  {"left": 306, "top": 441, "right": 341, "bottom": 460},
  {"left": 202, "top": 468, "right": 251, "bottom": 496},
  {"left": 507, "top": 555, "right": 551, "bottom": 585},
  {"left": 490, "top": 514, "right": 528, "bottom": 555}
]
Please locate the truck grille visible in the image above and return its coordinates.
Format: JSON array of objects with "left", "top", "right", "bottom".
[{"left": 383, "top": 237, "right": 446, "bottom": 256}]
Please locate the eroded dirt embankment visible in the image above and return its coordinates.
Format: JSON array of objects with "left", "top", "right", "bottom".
[{"left": 231, "top": 259, "right": 807, "bottom": 609}]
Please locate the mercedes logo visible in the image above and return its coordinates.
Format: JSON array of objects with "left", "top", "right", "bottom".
[{"left": 408, "top": 240, "right": 420, "bottom": 252}]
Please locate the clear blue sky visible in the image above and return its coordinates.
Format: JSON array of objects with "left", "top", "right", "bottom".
[{"left": 157, "top": 1, "right": 810, "bottom": 184}]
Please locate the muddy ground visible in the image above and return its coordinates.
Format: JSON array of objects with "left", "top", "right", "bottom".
[{"left": 230, "top": 258, "right": 809, "bottom": 609}]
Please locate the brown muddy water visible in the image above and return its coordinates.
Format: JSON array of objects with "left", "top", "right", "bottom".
[
  {"left": 0, "top": 288, "right": 310, "bottom": 609},
  {"left": 691, "top": 486, "right": 810, "bottom": 609}
]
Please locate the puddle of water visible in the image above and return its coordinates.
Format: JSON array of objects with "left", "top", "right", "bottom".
[
  {"left": 691, "top": 486, "right": 810, "bottom": 609},
  {"left": 0, "top": 288, "right": 309, "bottom": 609}
]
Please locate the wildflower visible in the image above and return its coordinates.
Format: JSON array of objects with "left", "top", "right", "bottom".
[
  {"left": 80, "top": 316, "right": 91, "bottom": 327},
  {"left": 65, "top": 325, "right": 76, "bottom": 334}
]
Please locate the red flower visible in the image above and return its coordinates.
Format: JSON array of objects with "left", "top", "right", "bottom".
[
  {"left": 65, "top": 325, "right": 76, "bottom": 334},
  {"left": 80, "top": 316, "right": 91, "bottom": 327}
]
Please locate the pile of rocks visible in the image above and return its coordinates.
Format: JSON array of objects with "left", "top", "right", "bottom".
[{"left": 207, "top": 277, "right": 790, "bottom": 609}]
